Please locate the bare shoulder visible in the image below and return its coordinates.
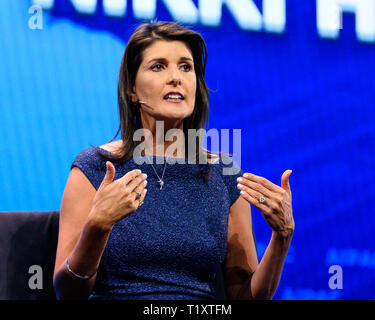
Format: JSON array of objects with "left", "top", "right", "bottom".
[
  {"left": 208, "top": 155, "right": 220, "bottom": 164},
  {"left": 99, "top": 140, "right": 123, "bottom": 153},
  {"left": 201, "top": 148, "right": 220, "bottom": 164}
]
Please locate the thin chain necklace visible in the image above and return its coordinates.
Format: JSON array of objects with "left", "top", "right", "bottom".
[{"left": 150, "top": 157, "right": 168, "bottom": 190}]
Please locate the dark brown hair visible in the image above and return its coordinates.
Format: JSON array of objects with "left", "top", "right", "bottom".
[{"left": 96, "top": 21, "right": 225, "bottom": 182}]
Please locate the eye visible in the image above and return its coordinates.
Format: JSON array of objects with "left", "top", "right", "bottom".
[
  {"left": 151, "top": 63, "right": 164, "bottom": 71},
  {"left": 181, "top": 64, "right": 192, "bottom": 71}
]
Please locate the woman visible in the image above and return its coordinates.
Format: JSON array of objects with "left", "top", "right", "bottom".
[{"left": 53, "top": 21, "right": 294, "bottom": 300}]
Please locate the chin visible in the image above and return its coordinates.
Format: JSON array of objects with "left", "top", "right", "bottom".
[
  {"left": 158, "top": 108, "right": 194, "bottom": 120},
  {"left": 159, "top": 114, "right": 189, "bottom": 123}
]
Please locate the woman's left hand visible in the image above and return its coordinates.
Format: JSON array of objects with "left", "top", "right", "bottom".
[{"left": 237, "top": 170, "right": 294, "bottom": 238}]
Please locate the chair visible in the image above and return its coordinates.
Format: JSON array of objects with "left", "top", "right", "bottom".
[
  {"left": 0, "top": 210, "right": 255, "bottom": 300},
  {"left": 0, "top": 211, "right": 59, "bottom": 300}
]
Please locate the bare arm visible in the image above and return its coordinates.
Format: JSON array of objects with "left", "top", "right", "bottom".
[
  {"left": 53, "top": 163, "right": 147, "bottom": 300},
  {"left": 225, "top": 169, "right": 294, "bottom": 300},
  {"left": 246, "top": 230, "right": 292, "bottom": 299},
  {"left": 224, "top": 196, "right": 258, "bottom": 300},
  {"left": 53, "top": 210, "right": 113, "bottom": 300},
  {"left": 225, "top": 196, "right": 293, "bottom": 300}
]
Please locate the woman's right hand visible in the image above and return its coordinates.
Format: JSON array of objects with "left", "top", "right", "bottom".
[{"left": 88, "top": 161, "right": 147, "bottom": 231}]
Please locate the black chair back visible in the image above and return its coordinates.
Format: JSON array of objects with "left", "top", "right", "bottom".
[
  {"left": 0, "top": 210, "right": 256, "bottom": 300},
  {"left": 0, "top": 211, "right": 59, "bottom": 300}
]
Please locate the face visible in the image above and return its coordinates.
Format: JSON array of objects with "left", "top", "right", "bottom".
[{"left": 131, "top": 40, "right": 196, "bottom": 124}]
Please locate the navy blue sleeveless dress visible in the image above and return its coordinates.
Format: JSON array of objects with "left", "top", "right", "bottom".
[{"left": 70, "top": 146, "right": 244, "bottom": 300}]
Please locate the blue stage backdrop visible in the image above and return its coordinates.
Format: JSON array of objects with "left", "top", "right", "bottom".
[{"left": 0, "top": 0, "right": 374, "bottom": 299}]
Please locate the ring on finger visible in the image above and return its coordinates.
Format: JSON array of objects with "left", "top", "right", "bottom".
[
  {"left": 138, "top": 199, "right": 144, "bottom": 207},
  {"left": 258, "top": 195, "right": 267, "bottom": 204},
  {"left": 134, "top": 191, "right": 142, "bottom": 199}
]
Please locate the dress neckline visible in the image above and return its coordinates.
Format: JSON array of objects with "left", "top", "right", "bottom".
[{"left": 96, "top": 146, "right": 220, "bottom": 164}]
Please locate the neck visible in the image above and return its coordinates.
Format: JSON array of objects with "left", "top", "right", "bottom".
[{"left": 140, "top": 118, "right": 185, "bottom": 158}]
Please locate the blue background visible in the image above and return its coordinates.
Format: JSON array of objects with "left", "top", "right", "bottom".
[{"left": 0, "top": 0, "right": 374, "bottom": 299}]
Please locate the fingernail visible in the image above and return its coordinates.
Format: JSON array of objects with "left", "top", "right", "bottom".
[
  {"left": 237, "top": 177, "right": 243, "bottom": 183},
  {"left": 243, "top": 173, "right": 248, "bottom": 178},
  {"left": 237, "top": 183, "right": 243, "bottom": 189},
  {"left": 142, "top": 173, "right": 147, "bottom": 179}
]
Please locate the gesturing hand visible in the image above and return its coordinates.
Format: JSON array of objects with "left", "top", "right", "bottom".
[
  {"left": 237, "top": 170, "right": 294, "bottom": 238},
  {"left": 89, "top": 161, "right": 148, "bottom": 231}
]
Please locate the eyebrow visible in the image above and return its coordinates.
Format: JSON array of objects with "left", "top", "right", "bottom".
[{"left": 147, "top": 57, "right": 193, "bottom": 64}]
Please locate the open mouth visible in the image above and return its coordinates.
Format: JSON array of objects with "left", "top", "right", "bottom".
[{"left": 164, "top": 93, "right": 184, "bottom": 103}]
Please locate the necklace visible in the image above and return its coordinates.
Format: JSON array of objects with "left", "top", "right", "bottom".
[{"left": 150, "top": 157, "right": 168, "bottom": 190}]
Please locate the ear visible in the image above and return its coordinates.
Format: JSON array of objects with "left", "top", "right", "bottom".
[{"left": 130, "top": 85, "right": 138, "bottom": 103}]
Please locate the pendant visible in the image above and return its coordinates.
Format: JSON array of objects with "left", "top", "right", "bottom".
[{"left": 158, "top": 179, "right": 164, "bottom": 190}]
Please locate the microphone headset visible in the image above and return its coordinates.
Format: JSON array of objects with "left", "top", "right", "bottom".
[{"left": 138, "top": 100, "right": 153, "bottom": 110}]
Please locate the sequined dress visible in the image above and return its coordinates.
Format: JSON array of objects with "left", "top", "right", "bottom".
[{"left": 70, "top": 146, "right": 243, "bottom": 300}]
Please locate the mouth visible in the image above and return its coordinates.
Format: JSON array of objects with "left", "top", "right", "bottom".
[{"left": 163, "top": 92, "right": 184, "bottom": 103}]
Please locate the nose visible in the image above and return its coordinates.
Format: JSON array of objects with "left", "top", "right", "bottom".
[{"left": 167, "top": 66, "right": 182, "bottom": 86}]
